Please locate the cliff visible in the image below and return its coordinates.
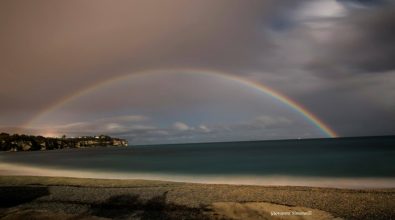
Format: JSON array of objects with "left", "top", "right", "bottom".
[{"left": 0, "top": 133, "right": 128, "bottom": 151}]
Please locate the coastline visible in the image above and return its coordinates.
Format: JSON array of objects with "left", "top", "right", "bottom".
[
  {"left": 1, "top": 162, "right": 395, "bottom": 189},
  {"left": 1, "top": 175, "right": 394, "bottom": 220}
]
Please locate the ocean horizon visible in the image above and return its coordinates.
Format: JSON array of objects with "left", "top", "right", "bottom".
[{"left": 1, "top": 136, "right": 395, "bottom": 188}]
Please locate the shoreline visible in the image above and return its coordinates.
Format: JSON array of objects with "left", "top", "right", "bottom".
[
  {"left": 1, "top": 162, "right": 395, "bottom": 189},
  {"left": 1, "top": 175, "right": 395, "bottom": 220}
]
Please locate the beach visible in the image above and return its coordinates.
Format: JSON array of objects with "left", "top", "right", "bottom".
[
  {"left": 1, "top": 138, "right": 394, "bottom": 219},
  {"left": 1, "top": 176, "right": 394, "bottom": 220}
]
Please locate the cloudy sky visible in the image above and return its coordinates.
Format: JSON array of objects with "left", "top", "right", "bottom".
[{"left": 0, "top": 0, "right": 394, "bottom": 144}]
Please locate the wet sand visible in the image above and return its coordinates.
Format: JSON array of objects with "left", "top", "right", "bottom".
[{"left": 0, "top": 176, "right": 394, "bottom": 219}]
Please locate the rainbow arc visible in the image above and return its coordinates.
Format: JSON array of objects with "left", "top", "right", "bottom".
[{"left": 24, "top": 69, "right": 338, "bottom": 138}]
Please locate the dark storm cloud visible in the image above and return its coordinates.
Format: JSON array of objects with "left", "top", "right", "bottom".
[
  {"left": 307, "top": 5, "right": 395, "bottom": 75},
  {"left": 337, "top": 0, "right": 389, "bottom": 7}
]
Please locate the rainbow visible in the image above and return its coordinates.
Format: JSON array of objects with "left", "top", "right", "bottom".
[{"left": 24, "top": 69, "right": 338, "bottom": 138}]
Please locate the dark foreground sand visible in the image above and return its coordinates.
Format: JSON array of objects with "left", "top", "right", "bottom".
[{"left": 0, "top": 176, "right": 394, "bottom": 220}]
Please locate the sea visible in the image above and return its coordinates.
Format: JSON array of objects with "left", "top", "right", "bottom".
[{"left": 1, "top": 136, "right": 395, "bottom": 188}]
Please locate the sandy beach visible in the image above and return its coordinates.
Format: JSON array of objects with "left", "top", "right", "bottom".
[{"left": 0, "top": 176, "right": 394, "bottom": 220}]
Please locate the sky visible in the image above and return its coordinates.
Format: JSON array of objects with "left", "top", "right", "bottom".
[{"left": 0, "top": 0, "right": 394, "bottom": 144}]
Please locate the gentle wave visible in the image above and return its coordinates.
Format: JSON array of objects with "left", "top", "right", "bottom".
[{"left": 1, "top": 162, "right": 395, "bottom": 189}]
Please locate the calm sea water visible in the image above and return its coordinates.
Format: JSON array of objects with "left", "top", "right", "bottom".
[{"left": 1, "top": 136, "right": 395, "bottom": 178}]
